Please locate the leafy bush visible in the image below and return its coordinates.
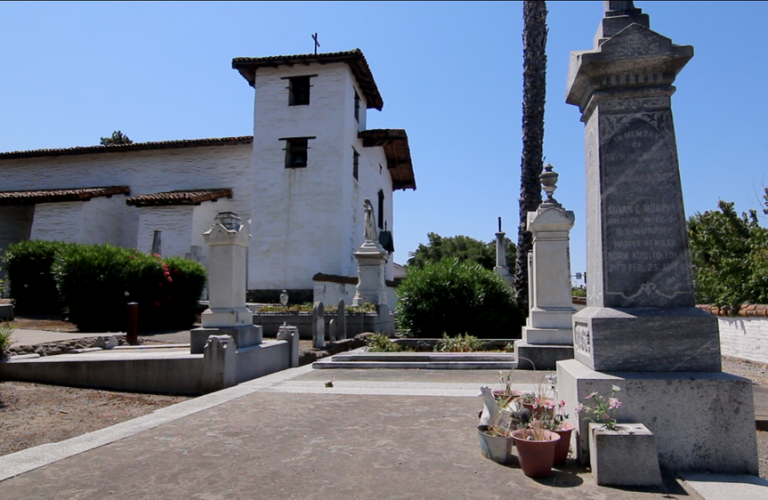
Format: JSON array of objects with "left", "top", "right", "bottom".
[
  {"left": 3, "top": 240, "right": 72, "bottom": 313},
  {"left": 434, "top": 333, "right": 485, "bottom": 352},
  {"left": 688, "top": 191, "right": 768, "bottom": 309},
  {"left": 53, "top": 244, "right": 206, "bottom": 332},
  {"left": 396, "top": 259, "right": 521, "bottom": 339},
  {"left": 365, "top": 333, "right": 411, "bottom": 352},
  {"left": 0, "top": 322, "right": 14, "bottom": 356}
]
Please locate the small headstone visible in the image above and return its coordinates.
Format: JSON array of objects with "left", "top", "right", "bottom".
[
  {"left": 337, "top": 299, "right": 347, "bottom": 340},
  {"left": 329, "top": 319, "right": 337, "bottom": 343},
  {"left": 312, "top": 301, "right": 325, "bottom": 349},
  {"left": 151, "top": 230, "right": 162, "bottom": 256}
]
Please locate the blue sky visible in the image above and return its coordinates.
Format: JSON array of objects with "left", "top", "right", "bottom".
[{"left": 2, "top": 1, "right": 766, "bottom": 280}]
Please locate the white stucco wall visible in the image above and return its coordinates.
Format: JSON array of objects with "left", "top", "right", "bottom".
[
  {"left": 0, "top": 205, "right": 33, "bottom": 259},
  {"left": 30, "top": 202, "right": 84, "bottom": 242},
  {"left": 717, "top": 316, "right": 768, "bottom": 365},
  {"left": 137, "top": 206, "right": 195, "bottom": 257},
  {"left": 0, "top": 143, "right": 253, "bottom": 252},
  {"left": 79, "top": 195, "right": 126, "bottom": 246}
]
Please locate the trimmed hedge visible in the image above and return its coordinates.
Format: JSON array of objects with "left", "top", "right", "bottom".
[
  {"left": 395, "top": 259, "right": 522, "bottom": 339},
  {"left": 53, "top": 245, "right": 206, "bottom": 332},
  {"left": 3, "top": 240, "right": 72, "bottom": 313}
]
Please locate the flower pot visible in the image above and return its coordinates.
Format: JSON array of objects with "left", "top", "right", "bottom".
[
  {"left": 553, "top": 422, "right": 575, "bottom": 465},
  {"left": 511, "top": 429, "right": 560, "bottom": 477},
  {"left": 477, "top": 425, "right": 515, "bottom": 465},
  {"left": 520, "top": 399, "right": 555, "bottom": 420}
]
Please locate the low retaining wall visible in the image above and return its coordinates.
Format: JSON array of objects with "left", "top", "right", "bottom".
[
  {"left": 253, "top": 313, "right": 382, "bottom": 339},
  {"left": 698, "top": 305, "right": 768, "bottom": 365}
]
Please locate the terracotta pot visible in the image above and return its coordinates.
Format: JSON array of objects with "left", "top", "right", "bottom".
[
  {"left": 477, "top": 425, "right": 515, "bottom": 465},
  {"left": 511, "top": 429, "right": 560, "bottom": 477},
  {"left": 492, "top": 389, "right": 522, "bottom": 409},
  {"left": 553, "top": 422, "right": 575, "bottom": 465}
]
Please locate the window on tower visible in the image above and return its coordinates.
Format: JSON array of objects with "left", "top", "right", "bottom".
[
  {"left": 378, "top": 190, "right": 384, "bottom": 229},
  {"left": 354, "top": 89, "right": 360, "bottom": 122},
  {"left": 282, "top": 137, "right": 315, "bottom": 168},
  {"left": 353, "top": 148, "right": 360, "bottom": 180},
  {"left": 286, "top": 76, "right": 314, "bottom": 106}
]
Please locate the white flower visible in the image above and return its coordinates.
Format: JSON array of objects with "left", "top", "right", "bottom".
[{"left": 611, "top": 385, "right": 621, "bottom": 393}]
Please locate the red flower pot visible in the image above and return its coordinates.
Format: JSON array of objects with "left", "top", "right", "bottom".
[
  {"left": 511, "top": 429, "right": 560, "bottom": 477},
  {"left": 553, "top": 422, "right": 575, "bottom": 465}
]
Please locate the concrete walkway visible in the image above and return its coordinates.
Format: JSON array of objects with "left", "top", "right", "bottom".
[{"left": 1, "top": 367, "right": 766, "bottom": 499}]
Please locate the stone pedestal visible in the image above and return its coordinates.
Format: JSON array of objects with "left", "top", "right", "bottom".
[
  {"left": 493, "top": 230, "right": 512, "bottom": 285},
  {"left": 352, "top": 240, "right": 388, "bottom": 307},
  {"left": 516, "top": 166, "right": 576, "bottom": 370},
  {"left": 559, "top": 3, "right": 757, "bottom": 475},
  {"left": 588, "top": 423, "right": 662, "bottom": 487},
  {"left": 191, "top": 212, "right": 261, "bottom": 354}
]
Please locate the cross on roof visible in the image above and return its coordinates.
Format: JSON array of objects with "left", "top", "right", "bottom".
[{"left": 312, "top": 33, "right": 320, "bottom": 55}]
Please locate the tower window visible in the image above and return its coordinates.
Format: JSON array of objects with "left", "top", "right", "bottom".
[
  {"left": 353, "top": 148, "right": 359, "bottom": 180},
  {"left": 378, "top": 190, "right": 384, "bottom": 229},
  {"left": 285, "top": 76, "right": 315, "bottom": 106},
  {"left": 282, "top": 137, "right": 315, "bottom": 168},
  {"left": 354, "top": 90, "right": 360, "bottom": 122}
]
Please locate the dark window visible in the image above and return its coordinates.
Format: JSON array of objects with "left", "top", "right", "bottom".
[
  {"left": 353, "top": 148, "right": 359, "bottom": 180},
  {"left": 284, "top": 138, "right": 311, "bottom": 168},
  {"left": 379, "top": 163, "right": 383, "bottom": 175},
  {"left": 354, "top": 90, "right": 360, "bottom": 121},
  {"left": 289, "top": 76, "right": 311, "bottom": 106},
  {"left": 377, "top": 190, "right": 384, "bottom": 229}
]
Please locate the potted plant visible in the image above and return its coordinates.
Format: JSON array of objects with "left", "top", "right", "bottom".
[
  {"left": 575, "top": 384, "right": 622, "bottom": 431},
  {"left": 477, "top": 387, "right": 531, "bottom": 465},
  {"left": 510, "top": 425, "right": 561, "bottom": 477},
  {"left": 493, "top": 370, "right": 522, "bottom": 408}
]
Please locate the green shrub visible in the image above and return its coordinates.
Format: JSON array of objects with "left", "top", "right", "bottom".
[
  {"left": 365, "top": 333, "right": 409, "bottom": 352},
  {"left": 53, "top": 244, "right": 206, "bottom": 332},
  {"left": 396, "top": 259, "right": 521, "bottom": 339},
  {"left": 0, "top": 322, "right": 14, "bottom": 356},
  {"left": 434, "top": 333, "right": 485, "bottom": 352},
  {"left": 3, "top": 240, "right": 72, "bottom": 313}
]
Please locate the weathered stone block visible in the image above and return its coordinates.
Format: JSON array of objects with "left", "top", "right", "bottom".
[
  {"left": 589, "top": 423, "right": 662, "bottom": 487},
  {"left": 190, "top": 325, "right": 262, "bottom": 354}
]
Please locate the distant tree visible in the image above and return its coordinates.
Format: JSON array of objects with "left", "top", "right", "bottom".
[
  {"left": 407, "top": 232, "right": 516, "bottom": 271},
  {"left": 688, "top": 190, "right": 768, "bottom": 309},
  {"left": 515, "top": 0, "right": 548, "bottom": 318},
  {"left": 100, "top": 130, "right": 133, "bottom": 146}
]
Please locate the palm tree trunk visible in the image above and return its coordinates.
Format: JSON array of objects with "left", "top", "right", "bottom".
[{"left": 515, "top": 0, "right": 548, "bottom": 318}]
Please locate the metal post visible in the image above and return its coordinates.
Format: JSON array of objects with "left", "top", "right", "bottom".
[{"left": 127, "top": 302, "right": 139, "bottom": 345}]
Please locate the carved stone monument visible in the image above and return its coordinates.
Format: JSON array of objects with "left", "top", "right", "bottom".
[
  {"left": 313, "top": 301, "right": 325, "bottom": 349},
  {"left": 493, "top": 217, "right": 512, "bottom": 286},
  {"left": 190, "top": 212, "right": 262, "bottom": 354},
  {"left": 515, "top": 165, "right": 576, "bottom": 370},
  {"left": 557, "top": 3, "right": 758, "bottom": 474}
]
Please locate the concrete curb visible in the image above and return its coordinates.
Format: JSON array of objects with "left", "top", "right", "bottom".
[{"left": 682, "top": 474, "right": 768, "bottom": 500}]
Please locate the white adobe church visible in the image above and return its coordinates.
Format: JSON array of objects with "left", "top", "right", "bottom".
[{"left": 0, "top": 49, "right": 416, "bottom": 301}]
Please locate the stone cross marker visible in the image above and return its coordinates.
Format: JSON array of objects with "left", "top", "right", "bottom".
[{"left": 337, "top": 299, "right": 347, "bottom": 340}]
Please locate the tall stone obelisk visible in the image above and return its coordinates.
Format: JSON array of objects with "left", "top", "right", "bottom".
[{"left": 557, "top": 2, "right": 758, "bottom": 474}]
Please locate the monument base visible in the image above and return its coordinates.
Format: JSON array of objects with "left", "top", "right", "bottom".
[
  {"left": 556, "top": 359, "right": 759, "bottom": 474},
  {"left": 522, "top": 326, "right": 572, "bottom": 345},
  {"left": 191, "top": 324, "right": 263, "bottom": 354},
  {"left": 573, "top": 306, "right": 721, "bottom": 372},
  {"left": 514, "top": 340, "right": 573, "bottom": 370}
]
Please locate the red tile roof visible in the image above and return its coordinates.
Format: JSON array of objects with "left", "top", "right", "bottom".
[
  {"left": 0, "top": 136, "right": 253, "bottom": 160},
  {"left": 358, "top": 129, "right": 416, "bottom": 191},
  {"left": 0, "top": 186, "right": 130, "bottom": 206},
  {"left": 126, "top": 188, "right": 233, "bottom": 207},
  {"left": 232, "top": 49, "right": 384, "bottom": 111}
]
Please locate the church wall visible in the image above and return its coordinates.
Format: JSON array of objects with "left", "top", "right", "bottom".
[
  {"left": 0, "top": 205, "right": 34, "bottom": 263},
  {"left": 79, "top": 195, "right": 126, "bottom": 246},
  {"left": 30, "top": 202, "right": 84, "bottom": 243},
  {"left": 249, "top": 63, "right": 351, "bottom": 290},
  {"left": 0, "top": 143, "right": 253, "bottom": 253},
  {"left": 137, "top": 206, "right": 194, "bottom": 257}
]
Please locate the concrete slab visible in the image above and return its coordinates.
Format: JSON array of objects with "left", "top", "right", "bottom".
[
  {"left": 683, "top": 474, "right": 768, "bottom": 500},
  {"left": 0, "top": 368, "right": 693, "bottom": 499}
]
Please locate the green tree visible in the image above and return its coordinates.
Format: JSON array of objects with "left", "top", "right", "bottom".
[
  {"left": 515, "top": 0, "right": 548, "bottom": 318},
  {"left": 688, "top": 191, "right": 768, "bottom": 309},
  {"left": 100, "top": 130, "right": 133, "bottom": 146},
  {"left": 406, "top": 232, "right": 516, "bottom": 271}
]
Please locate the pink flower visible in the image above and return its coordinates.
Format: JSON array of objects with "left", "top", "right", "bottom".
[
  {"left": 574, "top": 403, "right": 585, "bottom": 413},
  {"left": 608, "top": 398, "right": 622, "bottom": 410},
  {"left": 603, "top": 413, "right": 611, "bottom": 421},
  {"left": 559, "top": 400, "right": 566, "bottom": 408},
  {"left": 585, "top": 392, "right": 597, "bottom": 400}
]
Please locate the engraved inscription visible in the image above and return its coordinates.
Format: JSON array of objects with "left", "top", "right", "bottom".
[
  {"left": 600, "top": 116, "right": 694, "bottom": 307},
  {"left": 574, "top": 322, "right": 591, "bottom": 354}
]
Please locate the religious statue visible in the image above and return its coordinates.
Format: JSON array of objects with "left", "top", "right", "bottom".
[{"left": 363, "top": 198, "right": 377, "bottom": 242}]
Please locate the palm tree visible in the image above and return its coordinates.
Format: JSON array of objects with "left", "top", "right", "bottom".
[{"left": 515, "top": 0, "right": 548, "bottom": 318}]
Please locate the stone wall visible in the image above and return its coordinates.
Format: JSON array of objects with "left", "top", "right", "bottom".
[{"left": 698, "top": 305, "right": 768, "bottom": 364}]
